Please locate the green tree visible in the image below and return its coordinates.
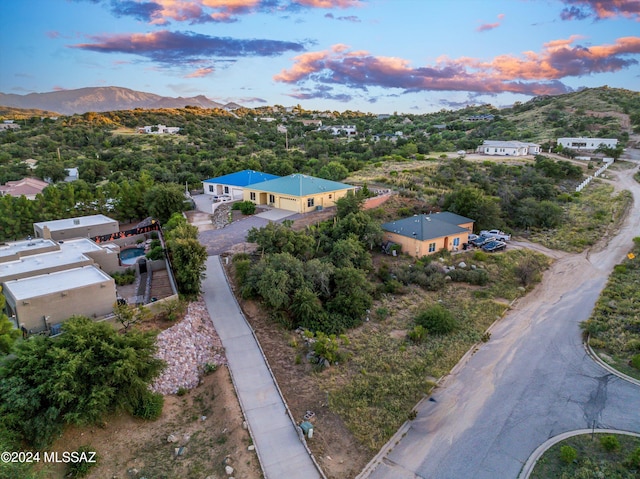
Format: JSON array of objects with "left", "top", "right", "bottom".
[
  {"left": 0, "top": 289, "right": 19, "bottom": 355},
  {"left": 318, "top": 161, "right": 349, "bottom": 181},
  {"left": 167, "top": 237, "right": 207, "bottom": 296},
  {"left": 0, "top": 317, "right": 164, "bottom": 448},
  {"left": 335, "top": 190, "right": 365, "bottom": 219},
  {"left": 443, "top": 186, "right": 502, "bottom": 232},
  {"left": 144, "top": 183, "right": 187, "bottom": 224},
  {"left": 112, "top": 303, "right": 151, "bottom": 331}
]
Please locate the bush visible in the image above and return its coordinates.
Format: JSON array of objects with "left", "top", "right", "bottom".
[
  {"left": 600, "top": 435, "right": 620, "bottom": 452},
  {"left": 110, "top": 269, "right": 135, "bottom": 286},
  {"left": 133, "top": 392, "right": 164, "bottom": 420},
  {"left": 473, "top": 251, "right": 488, "bottom": 261},
  {"left": 415, "top": 305, "right": 457, "bottom": 335},
  {"left": 408, "top": 325, "right": 428, "bottom": 343},
  {"left": 560, "top": 445, "right": 577, "bottom": 464},
  {"left": 631, "top": 354, "right": 640, "bottom": 370},
  {"left": 66, "top": 446, "right": 98, "bottom": 478},
  {"left": 234, "top": 259, "right": 251, "bottom": 286},
  {"left": 146, "top": 245, "right": 164, "bottom": 260},
  {"left": 233, "top": 200, "right": 256, "bottom": 215},
  {"left": 624, "top": 447, "right": 640, "bottom": 468}
]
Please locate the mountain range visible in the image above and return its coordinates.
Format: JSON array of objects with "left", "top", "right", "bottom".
[{"left": 0, "top": 87, "right": 242, "bottom": 115}]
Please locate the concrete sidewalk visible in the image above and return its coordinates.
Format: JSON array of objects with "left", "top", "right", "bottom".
[{"left": 201, "top": 256, "right": 322, "bottom": 479}]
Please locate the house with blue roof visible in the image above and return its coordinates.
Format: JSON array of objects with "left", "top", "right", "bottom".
[
  {"left": 382, "top": 212, "right": 474, "bottom": 257},
  {"left": 202, "top": 169, "right": 280, "bottom": 200},
  {"left": 243, "top": 174, "right": 356, "bottom": 214}
]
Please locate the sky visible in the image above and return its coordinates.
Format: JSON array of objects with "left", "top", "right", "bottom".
[{"left": 0, "top": 0, "right": 639, "bottom": 113}]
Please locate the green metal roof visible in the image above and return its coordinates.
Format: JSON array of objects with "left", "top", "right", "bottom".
[
  {"left": 382, "top": 213, "right": 473, "bottom": 241},
  {"left": 248, "top": 174, "right": 354, "bottom": 197}
]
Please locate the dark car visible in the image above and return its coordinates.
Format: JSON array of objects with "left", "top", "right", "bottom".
[
  {"left": 470, "top": 235, "right": 495, "bottom": 247},
  {"left": 482, "top": 240, "right": 507, "bottom": 252}
]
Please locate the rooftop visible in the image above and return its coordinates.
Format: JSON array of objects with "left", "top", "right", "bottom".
[
  {"left": 483, "top": 140, "right": 540, "bottom": 147},
  {"left": 3, "top": 265, "right": 114, "bottom": 301},
  {"left": 0, "top": 249, "right": 92, "bottom": 282},
  {"left": 248, "top": 174, "right": 354, "bottom": 197},
  {"left": 382, "top": 213, "right": 474, "bottom": 241},
  {"left": 33, "top": 214, "right": 118, "bottom": 232},
  {"left": 0, "top": 177, "right": 49, "bottom": 197},
  {"left": 203, "top": 169, "right": 280, "bottom": 187},
  {"left": 0, "top": 238, "right": 58, "bottom": 261}
]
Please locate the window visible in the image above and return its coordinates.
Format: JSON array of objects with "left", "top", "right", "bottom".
[
  {"left": 209, "top": 185, "right": 214, "bottom": 192},
  {"left": 453, "top": 238, "right": 460, "bottom": 246},
  {"left": 224, "top": 186, "right": 229, "bottom": 194},
  {"left": 428, "top": 242, "right": 436, "bottom": 253},
  {"left": 307, "top": 198, "right": 315, "bottom": 208},
  {"left": 328, "top": 194, "right": 332, "bottom": 199},
  {"left": 269, "top": 194, "right": 275, "bottom": 204},
  {"left": 250, "top": 192, "right": 256, "bottom": 201}
]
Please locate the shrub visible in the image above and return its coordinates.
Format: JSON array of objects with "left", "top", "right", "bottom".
[
  {"left": 631, "top": 354, "right": 640, "bottom": 370},
  {"left": 600, "top": 435, "right": 620, "bottom": 452},
  {"left": 234, "top": 259, "right": 251, "bottom": 286},
  {"left": 176, "top": 387, "right": 188, "bottom": 396},
  {"left": 146, "top": 245, "right": 164, "bottom": 260},
  {"left": 623, "top": 447, "right": 640, "bottom": 469},
  {"left": 473, "top": 251, "right": 488, "bottom": 261},
  {"left": 133, "top": 391, "right": 164, "bottom": 420},
  {"left": 233, "top": 200, "right": 256, "bottom": 215},
  {"left": 415, "top": 305, "right": 457, "bottom": 335},
  {"left": 625, "top": 340, "right": 640, "bottom": 352},
  {"left": 408, "top": 325, "right": 428, "bottom": 343},
  {"left": 66, "top": 446, "right": 98, "bottom": 478},
  {"left": 110, "top": 269, "right": 135, "bottom": 286},
  {"left": 560, "top": 445, "right": 577, "bottom": 464}
]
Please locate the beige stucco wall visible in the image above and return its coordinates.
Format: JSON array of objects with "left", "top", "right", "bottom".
[
  {"left": 8, "top": 279, "right": 117, "bottom": 333},
  {"left": 34, "top": 222, "right": 119, "bottom": 241},
  {"left": 243, "top": 188, "right": 354, "bottom": 213},
  {"left": 384, "top": 231, "right": 470, "bottom": 258}
]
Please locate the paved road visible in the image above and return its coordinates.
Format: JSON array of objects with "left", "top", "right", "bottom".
[
  {"left": 201, "top": 256, "right": 322, "bottom": 479},
  {"left": 364, "top": 156, "right": 640, "bottom": 479}
]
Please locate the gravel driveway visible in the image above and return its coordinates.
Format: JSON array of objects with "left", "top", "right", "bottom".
[{"left": 198, "top": 216, "right": 270, "bottom": 256}]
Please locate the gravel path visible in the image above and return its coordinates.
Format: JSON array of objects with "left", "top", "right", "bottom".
[{"left": 151, "top": 299, "right": 227, "bottom": 395}]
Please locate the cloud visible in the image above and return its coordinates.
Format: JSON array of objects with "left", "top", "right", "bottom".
[
  {"left": 185, "top": 67, "right": 214, "bottom": 78},
  {"left": 275, "top": 36, "right": 640, "bottom": 100},
  {"left": 325, "top": 12, "right": 360, "bottom": 21},
  {"left": 52, "top": 86, "right": 68, "bottom": 91},
  {"left": 69, "top": 30, "right": 305, "bottom": 64},
  {"left": 77, "top": 0, "right": 362, "bottom": 24},
  {"left": 559, "top": 0, "right": 640, "bottom": 21},
  {"left": 477, "top": 13, "right": 505, "bottom": 32},
  {"left": 46, "top": 31, "right": 61, "bottom": 39}
]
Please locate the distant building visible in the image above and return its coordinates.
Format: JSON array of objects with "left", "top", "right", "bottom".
[
  {"left": 33, "top": 214, "right": 119, "bottom": 241},
  {"left": 382, "top": 212, "right": 475, "bottom": 258},
  {"left": 0, "top": 177, "right": 49, "bottom": 200},
  {"left": 466, "top": 114, "right": 495, "bottom": 121},
  {"left": 0, "top": 121, "right": 20, "bottom": 131},
  {"left": 479, "top": 140, "right": 540, "bottom": 156},
  {"left": 325, "top": 125, "right": 357, "bottom": 136},
  {"left": 64, "top": 167, "right": 79, "bottom": 182},
  {"left": 300, "top": 119, "right": 323, "bottom": 127},
  {"left": 557, "top": 137, "right": 618, "bottom": 150},
  {"left": 137, "top": 124, "right": 180, "bottom": 134}
]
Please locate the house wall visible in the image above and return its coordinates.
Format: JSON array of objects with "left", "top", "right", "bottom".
[
  {"left": 34, "top": 222, "right": 119, "bottom": 241},
  {"left": 557, "top": 138, "right": 618, "bottom": 150},
  {"left": 384, "top": 231, "right": 470, "bottom": 258},
  {"left": 5, "top": 279, "right": 117, "bottom": 333},
  {"left": 203, "top": 183, "right": 244, "bottom": 199},
  {"left": 243, "top": 188, "right": 353, "bottom": 213}
]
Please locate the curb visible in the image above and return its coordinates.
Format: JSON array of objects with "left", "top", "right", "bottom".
[
  {"left": 518, "top": 429, "right": 640, "bottom": 478},
  {"left": 584, "top": 334, "right": 640, "bottom": 387}
]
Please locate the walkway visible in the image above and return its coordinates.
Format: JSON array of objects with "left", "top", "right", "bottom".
[{"left": 201, "top": 256, "right": 322, "bottom": 479}]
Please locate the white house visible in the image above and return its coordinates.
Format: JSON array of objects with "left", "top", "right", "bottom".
[
  {"left": 202, "top": 170, "right": 280, "bottom": 200},
  {"left": 138, "top": 125, "right": 180, "bottom": 134},
  {"left": 326, "top": 125, "right": 357, "bottom": 136},
  {"left": 479, "top": 140, "right": 541, "bottom": 156},
  {"left": 557, "top": 137, "right": 618, "bottom": 150}
]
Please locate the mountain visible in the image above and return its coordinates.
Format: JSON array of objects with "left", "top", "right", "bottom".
[{"left": 0, "top": 87, "right": 233, "bottom": 115}]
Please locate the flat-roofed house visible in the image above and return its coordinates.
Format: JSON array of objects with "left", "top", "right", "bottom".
[
  {"left": 479, "top": 140, "right": 540, "bottom": 156},
  {"left": 33, "top": 214, "right": 119, "bottom": 241},
  {"left": 243, "top": 174, "right": 356, "bottom": 213},
  {"left": 202, "top": 169, "right": 280, "bottom": 200},
  {"left": 382, "top": 212, "right": 474, "bottom": 258},
  {"left": 557, "top": 137, "right": 618, "bottom": 150},
  {"left": 3, "top": 266, "right": 116, "bottom": 333}
]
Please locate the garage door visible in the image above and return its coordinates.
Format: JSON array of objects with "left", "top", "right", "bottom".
[{"left": 279, "top": 197, "right": 299, "bottom": 212}]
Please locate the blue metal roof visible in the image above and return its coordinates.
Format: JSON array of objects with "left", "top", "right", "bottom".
[{"left": 203, "top": 169, "right": 280, "bottom": 187}]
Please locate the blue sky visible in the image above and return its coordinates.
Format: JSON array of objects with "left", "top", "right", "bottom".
[{"left": 1, "top": 0, "right": 639, "bottom": 113}]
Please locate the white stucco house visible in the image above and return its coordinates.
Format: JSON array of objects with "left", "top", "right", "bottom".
[
  {"left": 557, "top": 137, "right": 618, "bottom": 150},
  {"left": 202, "top": 170, "right": 280, "bottom": 200},
  {"left": 479, "top": 140, "right": 541, "bottom": 156}
]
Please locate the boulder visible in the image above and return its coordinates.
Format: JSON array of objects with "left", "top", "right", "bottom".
[
  {"left": 225, "top": 465, "right": 234, "bottom": 475},
  {"left": 167, "top": 434, "right": 177, "bottom": 443}
]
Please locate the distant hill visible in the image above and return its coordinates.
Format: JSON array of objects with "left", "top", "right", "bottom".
[
  {"left": 0, "top": 87, "right": 242, "bottom": 115},
  {"left": 0, "top": 106, "right": 60, "bottom": 119}
]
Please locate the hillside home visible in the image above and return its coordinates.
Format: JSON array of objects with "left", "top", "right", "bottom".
[
  {"left": 243, "top": 174, "right": 356, "bottom": 214},
  {"left": 0, "top": 177, "right": 49, "bottom": 200},
  {"left": 382, "top": 212, "right": 474, "bottom": 258},
  {"left": 137, "top": 124, "right": 180, "bottom": 134},
  {"left": 479, "top": 140, "right": 540, "bottom": 156},
  {"left": 557, "top": 137, "right": 618, "bottom": 150},
  {"left": 33, "top": 214, "right": 119, "bottom": 241},
  {"left": 326, "top": 125, "right": 357, "bottom": 136},
  {"left": 202, "top": 170, "right": 280, "bottom": 200}
]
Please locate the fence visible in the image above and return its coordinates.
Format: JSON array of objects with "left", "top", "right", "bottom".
[{"left": 575, "top": 158, "right": 614, "bottom": 192}]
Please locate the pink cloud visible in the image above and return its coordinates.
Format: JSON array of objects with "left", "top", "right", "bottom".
[
  {"left": 560, "top": 0, "right": 640, "bottom": 21},
  {"left": 477, "top": 13, "right": 505, "bottom": 32},
  {"left": 46, "top": 31, "right": 60, "bottom": 39},
  {"left": 275, "top": 36, "right": 640, "bottom": 98},
  {"left": 185, "top": 67, "right": 215, "bottom": 78},
  {"left": 52, "top": 86, "right": 67, "bottom": 91}
]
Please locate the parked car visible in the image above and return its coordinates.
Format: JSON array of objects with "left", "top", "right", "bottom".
[
  {"left": 212, "top": 194, "right": 232, "bottom": 203},
  {"left": 482, "top": 240, "right": 507, "bottom": 253},
  {"left": 480, "top": 229, "right": 511, "bottom": 242},
  {"left": 470, "top": 234, "right": 495, "bottom": 247}
]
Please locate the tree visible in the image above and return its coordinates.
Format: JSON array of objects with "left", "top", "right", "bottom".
[
  {"left": 0, "top": 317, "right": 164, "bottom": 448},
  {"left": 113, "top": 302, "right": 151, "bottom": 331},
  {"left": 167, "top": 237, "right": 207, "bottom": 296},
  {"left": 144, "top": 183, "right": 187, "bottom": 224},
  {"left": 318, "top": 161, "right": 349, "bottom": 181},
  {"left": 335, "top": 190, "right": 365, "bottom": 219},
  {"left": 0, "top": 288, "right": 19, "bottom": 355},
  {"left": 415, "top": 305, "right": 457, "bottom": 335},
  {"left": 443, "top": 186, "right": 502, "bottom": 232}
]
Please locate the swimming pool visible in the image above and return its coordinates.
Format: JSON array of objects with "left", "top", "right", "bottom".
[{"left": 120, "top": 247, "right": 146, "bottom": 265}]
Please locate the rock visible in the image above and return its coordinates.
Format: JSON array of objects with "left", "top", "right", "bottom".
[
  {"left": 201, "top": 415, "right": 207, "bottom": 421},
  {"left": 183, "top": 433, "right": 190, "bottom": 443},
  {"left": 127, "top": 468, "right": 139, "bottom": 478},
  {"left": 517, "top": 286, "right": 526, "bottom": 292},
  {"left": 471, "top": 264, "right": 477, "bottom": 269},
  {"left": 322, "top": 359, "right": 330, "bottom": 369},
  {"left": 248, "top": 445, "right": 255, "bottom": 451},
  {"left": 444, "top": 276, "right": 452, "bottom": 281},
  {"left": 167, "top": 434, "right": 177, "bottom": 443},
  {"left": 225, "top": 465, "right": 234, "bottom": 475},
  {"left": 458, "top": 262, "right": 467, "bottom": 269},
  {"left": 242, "top": 421, "right": 248, "bottom": 430}
]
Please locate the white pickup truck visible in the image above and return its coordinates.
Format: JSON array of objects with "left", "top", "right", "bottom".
[{"left": 480, "top": 229, "right": 511, "bottom": 242}]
